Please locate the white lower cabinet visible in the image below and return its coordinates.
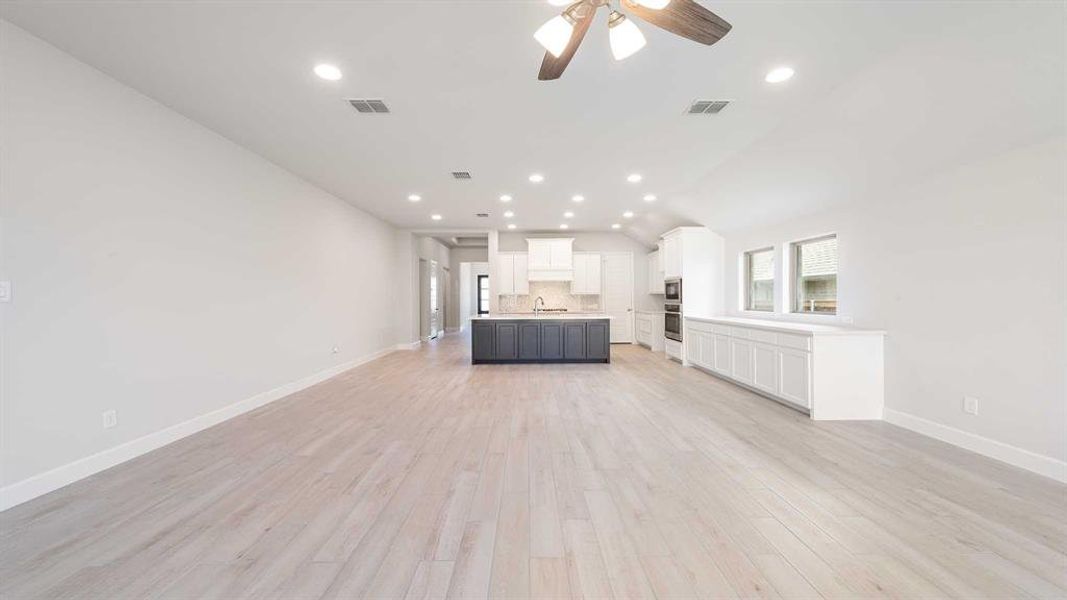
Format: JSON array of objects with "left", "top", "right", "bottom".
[
  {"left": 730, "top": 338, "right": 754, "bottom": 385},
  {"left": 776, "top": 347, "right": 812, "bottom": 409},
  {"left": 751, "top": 342, "right": 778, "bottom": 395},
  {"left": 682, "top": 317, "right": 885, "bottom": 420},
  {"left": 634, "top": 312, "right": 664, "bottom": 351}
]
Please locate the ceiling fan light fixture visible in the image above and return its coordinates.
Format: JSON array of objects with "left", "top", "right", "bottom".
[
  {"left": 535, "top": 10, "right": 579, "bottom": 58},
  {"left": 633, "top": 0, "right": 671, "bottom": 8},
  {"left": 608, "top": 11, "right": 646, "bottom": 61}
]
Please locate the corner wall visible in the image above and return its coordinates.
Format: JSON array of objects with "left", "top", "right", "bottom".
[{"left": 0, "top": 22, "right": 408, "bottom": 508}]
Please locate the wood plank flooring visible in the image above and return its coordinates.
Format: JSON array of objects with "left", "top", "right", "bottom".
[{"left": 2, "top": 334, "right": 1065, "bottom": 599}]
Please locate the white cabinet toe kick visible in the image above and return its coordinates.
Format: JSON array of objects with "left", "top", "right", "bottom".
[{"left": 683, "top": 316, "right": 885, "bottom": 421}]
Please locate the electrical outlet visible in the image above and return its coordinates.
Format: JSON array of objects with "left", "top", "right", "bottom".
[
  {"left": 0, "top": 281, "right": 10, "bottom": 303},
  {"left": 963, "top": 396, "right": 979, "bottom": 416},
  {"left": 839, "top": 315, "right": 854, "bottom": 325},
  {"left": 102, "top": 409, "right": 118, "bottom": 429}
]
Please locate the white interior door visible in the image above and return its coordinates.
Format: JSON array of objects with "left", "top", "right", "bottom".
[{"left": 602, "top": 253, "right": 634, "bottom": 343}]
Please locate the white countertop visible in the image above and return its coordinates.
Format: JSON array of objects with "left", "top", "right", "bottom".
[
  {"left": 685, "top": 315, "right": 885, "bottom": 336},
  {"left": 472, "top": 313, "right": 612, "bottom": 320}
]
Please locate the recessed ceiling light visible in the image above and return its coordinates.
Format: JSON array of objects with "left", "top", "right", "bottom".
[
  {"left": 507, "top": 223, "right": 517, "bottom": 230},
  {"left": 529, "top": 173, "right": 545, "bottom": 183},
  {"left": 431, "top": 214, "right": 443, "bottom": 221},
  {"left": 572, "top": 195, "right": 585, "bottom": 203},
  {"left": 623, "top": 211, "right": 634, "bottom": 218},
  {"left": 504, "top": 210, "right": 515, "bottom": 218},
  {"left": 765, "top": 66, "right": 795, "bottom": 83},
  {"left": 643, "top": 194, "right": 657, "bottom": 202},
  {"left": 611, "top": 223, "right": 621, "bottom": 229},
  {"left": 627, "top": 173, "right": 643, "bottom": 183},
  {"left": 313, "top": 64, "right": 342, "bottom": 81},
  {"left": 559, "top": 223, "right": 569, "bottom": 230},
  {"left": 407, "top": 194, "right": 422, "bottom": 202},
  {"left": 500, "top": 194, "right": 513, "bottom": 202},
  {"left": 564, "top": 211, "right": 574, "bottom": 218}
]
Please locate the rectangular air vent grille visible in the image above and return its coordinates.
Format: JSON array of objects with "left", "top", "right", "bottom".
[
  {"left": 475, "top": 213, "right": 489, "bottom": 218},
  {"left": 451, "top": 171, "right": 472, "bottom": 179},
  {"left": 688, "top": 99, "right": 730, "bottom": 115},
  {"left": 347, "top": 99, "right": 390, "bottom": 114}
]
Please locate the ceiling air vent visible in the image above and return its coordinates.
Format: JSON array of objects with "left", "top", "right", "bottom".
[
  {"left": 347, "top": 99, "right": 390, "bottom": 114},
  {"left": 475, "top": 213, "right": 489, "bottom": 218},
  {"left": 687, "top": 99, "right": 730, "bottom": 115},
  {"left": 451, "top": 171, "right": 472, "bottom": 180}
]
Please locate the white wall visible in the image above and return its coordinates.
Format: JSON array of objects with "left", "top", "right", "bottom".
[
  {"left": 449, "top": 247, "right": 487, "bottom": 331},
  {"left": 497, "top": 231, "right": 664, "bottom": 312},
  {"left": 0, "top": 22, "right": 406, "bottom": 506},
  {"left": 719, "top": 139, "right": 1067, "bottom": 473}
]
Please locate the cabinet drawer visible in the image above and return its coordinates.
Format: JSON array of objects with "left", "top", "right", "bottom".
[
  {"left": 686, "top": 320, "right": 714, "bottom": 334},
  {"left": 775, "top": 332, "right": 812, "bottom": 351},
  {"left": 729, "top": 326, "right": 751, "bottom": 339},
  {"left": 709, "top": 323, "right": 731, "bottom": 335},
  {"left": 747, "top": 328, "right": 777, "bottom": 345}
]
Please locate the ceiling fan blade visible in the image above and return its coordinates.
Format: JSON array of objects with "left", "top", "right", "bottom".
[
  {"left": 538, "top": 6, "right": 597, "bottom": 81},
  {"left": 626, "top": 0, "right": 731, "bottom": 46}
]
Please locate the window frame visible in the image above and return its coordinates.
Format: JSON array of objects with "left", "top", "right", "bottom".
[
  {"left": 477, "top": 274, "right": 490, "bottom": 315},
  {"left": 790, "top": 233, "right": 838, "bottom": 315},
  {"left": 742, "top": 246, "right": 776, "bottom": 312}
]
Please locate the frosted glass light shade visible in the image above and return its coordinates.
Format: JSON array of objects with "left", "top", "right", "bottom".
[
  {"left": 535, "top": 15, "right": 575, "bottom": 58},
  {"left": 609, "top": 14, "right": 646, "bottom": 60},
  {"left": 636, "top": 0, "right": 671, "bottom": 8}
]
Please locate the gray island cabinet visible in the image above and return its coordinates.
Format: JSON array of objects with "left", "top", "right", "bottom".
[{"left": 471, "top": 317, "right": 610, "bottom": 364}]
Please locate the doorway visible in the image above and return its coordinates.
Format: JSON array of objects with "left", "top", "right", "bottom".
[
  {"left": 602, "top": 252, "right": 634, "bottom": 343},
  {"left": 429, "top": 260, "right": 439, "bottom": 339}
]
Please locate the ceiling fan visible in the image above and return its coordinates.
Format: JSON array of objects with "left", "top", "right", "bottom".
[{"left": 535, "top": 0, "right": 732, "bottom": 80}]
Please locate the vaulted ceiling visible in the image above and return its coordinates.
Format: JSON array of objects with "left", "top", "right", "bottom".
[{"left": 2, "top": 1, "right": 1063, "bottom": 244}]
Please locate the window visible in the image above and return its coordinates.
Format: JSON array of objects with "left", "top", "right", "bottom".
[
  {"left": 477, "top": 275, "right": 490, "bottom": 315},
  {"left": 744, "top": 247, "right": 775, "bottom": 312},
  {"left": 792, "top": 235, "right": 838, "bottom": 314}
]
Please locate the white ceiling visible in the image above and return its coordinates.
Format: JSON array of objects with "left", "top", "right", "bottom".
[{"left": 2, "top": 1, "right": 1063, "bottom": 244}]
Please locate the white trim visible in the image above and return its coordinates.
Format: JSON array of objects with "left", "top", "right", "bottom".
[
  {"left": 884, "top": 408, "right": 1067, "bottom": 483},
  {"left": 395, "top": 340, "right": 421, "bottom": 351},
  {"left": 0, "top": 345, "right": 401, "bottom": 512}
]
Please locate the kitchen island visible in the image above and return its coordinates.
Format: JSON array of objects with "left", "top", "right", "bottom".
[{"left": 470, "top": 314, "right": 611, "bottom": 364}]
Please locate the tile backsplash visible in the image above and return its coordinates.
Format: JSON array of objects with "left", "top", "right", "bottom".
[{"left": 499, "top": 281, "right": 602, "bottom": 312}]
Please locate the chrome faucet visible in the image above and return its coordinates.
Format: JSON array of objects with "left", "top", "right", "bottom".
[{"left": 534, "top": 296, "right": 545, "bottom": 315}]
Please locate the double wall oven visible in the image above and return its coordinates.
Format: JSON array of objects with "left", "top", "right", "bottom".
[{"left": 664, "top": 278, "right": 682, "bottom": 342}]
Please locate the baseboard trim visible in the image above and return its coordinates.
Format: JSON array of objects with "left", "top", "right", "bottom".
[
  {"left": 395, "top": 340, "right": 421, "bottom": 351},
  {"left": 884, "top": 409, "right": 1067, "bottom": 483},
  {"left": 0, "top": 345, "right": 400, "bottom": 512}
]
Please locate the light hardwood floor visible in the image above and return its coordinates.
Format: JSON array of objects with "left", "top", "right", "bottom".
[{"left": 2, "top": 334, "right": 1065, "bottom": 599}]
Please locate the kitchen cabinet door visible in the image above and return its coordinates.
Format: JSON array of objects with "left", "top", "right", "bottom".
[
  {"left": 662, "top": 234, "right": 681, "bottom": 279},
  {"left": 570, "top": 254, "right": 587, "bottom": 294},
  {"left": 686, "top": 329, "right": 702, "bottom": 366},
  {"left": 712, "top": 333, "right": 732, "bottom": 375},
  {"left": 472, "top": 322, "right": 495, "bottom": 361},
  {"left": 699, "top": 332, "right": 715, "bottom": 370},
  {"left": 518, "top": 322, "right": 540, "bottom": 359},
  {"left": 777, "top": 347, "right": 812, "bottom": 409},
  {"left": 495, "top": 323, "right": 518, "bottom": 360},
  {"left": 752, "top": 342, "right": 778, "bottom": 395},
  {"left": 540, "top": 322, "right": 564, "bottom": 360},
  {"left": 497, "top": 254, "right": 515, "bottom": 295},
  {"left": 586, "top": 322, "right": 609, "bottom": 360},
  {"left": 585, "top": 253, "right": 601, "bottom": 294},
  {"left": 563, "top": 323, "right": 586, "bottom": 359},
  {"left": 731, "top": 338, "right": 754, "bottom": 384},
  {"left": 513, "top": 253, "right": 529, "bottom": 295}
]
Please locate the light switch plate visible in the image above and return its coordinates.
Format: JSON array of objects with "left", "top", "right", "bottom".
[
  {"left": 963, "top": 396, "right": 979, "bottom": 416},
  {"left": 0, "top": 281, "right": 10, "bottom": 303},
  {"left": 102, "top": 410, "right": 118, "bottom": 429}
]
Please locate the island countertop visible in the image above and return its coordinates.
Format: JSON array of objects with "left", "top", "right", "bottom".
[{"left": 471, "top": 313, "right": 611, "bottom": 320}]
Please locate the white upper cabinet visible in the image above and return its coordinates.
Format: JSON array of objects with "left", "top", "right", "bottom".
[
  {"left": 662, "top": 233, "right": 682, "bottom": 279},
  {"left": 527, "top": 238, "right": 574, "bottom": 281},
  {"left": 647, "top": 250, "right": 664, "bottom": 294},
  {"left": 496, "top": 252, "right": 528, "bottom": 295},
  {"left": 571, "top": 253, "right": 602, "bottom": 295}
]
